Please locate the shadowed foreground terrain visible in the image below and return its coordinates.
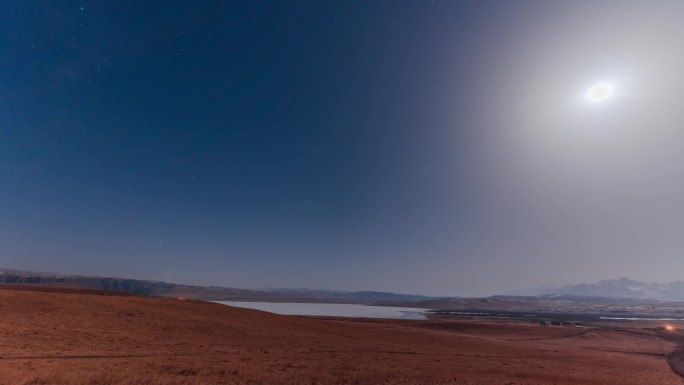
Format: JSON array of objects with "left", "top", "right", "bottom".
[{"left": 1, "top": 285, "right": 682, "bottom": 385}]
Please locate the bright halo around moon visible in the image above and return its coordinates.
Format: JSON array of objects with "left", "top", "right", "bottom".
[{"left": 586, "top": 83, "right": 614, "bottom": 102}]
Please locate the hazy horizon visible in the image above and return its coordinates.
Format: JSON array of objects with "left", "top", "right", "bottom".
[
  {"left": 3, "top": 1, "right": 684, "bottom": 297},
  {"left": 1, "top": 264, "right": 680, "bottom": 298}
]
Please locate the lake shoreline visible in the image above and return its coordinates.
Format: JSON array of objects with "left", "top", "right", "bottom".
[{"left": 215, "top": 301, "right": 429, "bottom": 320}]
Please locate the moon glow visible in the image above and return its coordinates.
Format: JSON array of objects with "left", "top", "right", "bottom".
[{"left": 587, "top": 83, "right": 614, "bottom": 102}]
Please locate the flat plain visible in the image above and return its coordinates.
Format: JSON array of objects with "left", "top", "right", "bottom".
[{"left": 1, "top": 285, "right": 682, "bottom": 385}]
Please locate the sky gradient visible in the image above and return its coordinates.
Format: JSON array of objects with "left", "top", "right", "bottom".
[{"left": 2, "top": 1, "right": 684, "bottom": 296}]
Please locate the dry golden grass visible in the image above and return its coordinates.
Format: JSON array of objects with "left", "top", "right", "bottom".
[{"left": 0, "top": 285, "right": 682, "bottom": 385}]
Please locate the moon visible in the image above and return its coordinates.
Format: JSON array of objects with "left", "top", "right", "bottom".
[{"left": 586, "top": 83, "right": 614, "bottom": 102}]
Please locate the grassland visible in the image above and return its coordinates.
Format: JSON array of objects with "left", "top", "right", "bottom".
[{"left": 0, "top": 285, "right": 681, "bottom": 385}]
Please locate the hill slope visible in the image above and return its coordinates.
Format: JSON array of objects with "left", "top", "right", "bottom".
[
  {"left": 1, "top": 285, "right": 681, "bottom": 385},
  {"left": 0, "top": 268, "right": 432, "bottom": 304}
]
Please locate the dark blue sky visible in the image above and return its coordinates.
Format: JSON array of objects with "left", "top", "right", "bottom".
[{"left": 3, "top": 1, "right": 683, "bottom": 295}]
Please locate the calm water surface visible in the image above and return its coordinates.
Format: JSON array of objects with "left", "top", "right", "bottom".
[{"left": 216, "top": 301, "right": 428, "bottom": 320}]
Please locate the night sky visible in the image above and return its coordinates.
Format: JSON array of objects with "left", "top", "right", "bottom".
[{"left": 3, "top": 1, "right": 684, "bottom": 295}]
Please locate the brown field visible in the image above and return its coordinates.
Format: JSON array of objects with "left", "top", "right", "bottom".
[{"left": 1, "top": 285, "right": 683, "bottom": 385}]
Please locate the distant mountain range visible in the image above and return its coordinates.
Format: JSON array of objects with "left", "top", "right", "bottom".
[
  {"left": 0, "top": 268, "right": 433, "bottom": 304},
  {"left": 506, "top": 277, "right": 684, "bottom": 300},
  {"left": 4, "top": 268, "right": 682, "bottom": 303}
]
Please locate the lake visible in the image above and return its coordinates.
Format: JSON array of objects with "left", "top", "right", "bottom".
[{"left": 215, "top": 301, "right": 429, "bottom": 320}]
